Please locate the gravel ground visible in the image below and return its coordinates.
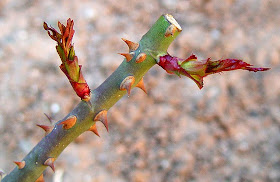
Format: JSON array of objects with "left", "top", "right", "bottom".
[{"left": 0, "top": 0, "right": 279, "bottom": 182}]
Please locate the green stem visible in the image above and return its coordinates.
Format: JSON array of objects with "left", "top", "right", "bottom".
[{"left": 2, "top": 14, "right": 181, "bottom": 182}]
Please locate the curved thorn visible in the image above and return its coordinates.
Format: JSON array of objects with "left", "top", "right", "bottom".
[
  {"left": 35, "top": 174, "right": 45, "bottom": 182},
  {"left": 136, "top": 77, "right": 147, "bottom": 94},
  {"left": 118, "top": 52, "right": 135, "bottom": 62},
  {"left": 88, "top": 123, "right": 100, "bottom": 137},
  {"left": 135, "top": 53, "right": 147, "bottom": 63},
  {"left": 58, "top": 115, "right": 77, "bottom": 129},
  {"left": 120, "top": 76, "right": 135, "bottom": 96},
  {"left": 121, "top": 38, "right": 139, "bottom": 51},
  {"left": 36, "top": 124, "right": 53, "bottom": 135},
  {"left": 44, "top": 113, "right": 53, "bottom": 123},
  {"left": 44, "top": 157, "right": 55, "bottom": 172},
  {"left": 94, "top": 110, "right": 108, "bottom": 132},
  {"left": 14, "top": 161, "right": 25, "bottom": 169}
]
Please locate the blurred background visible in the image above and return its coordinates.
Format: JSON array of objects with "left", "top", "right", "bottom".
[{"left": 0, "top": 0, "right": 279, "bottom": 181}]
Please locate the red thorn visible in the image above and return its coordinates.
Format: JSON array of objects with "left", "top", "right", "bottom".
[
  {"left": 14, "top": 161, "right": 25, "bottom": 169},
  {"left": 136, "top": 77, "right": 147, "bottom": 94},
  {"left": 44, "top": 157, "right": 55, "bottom": 172},
  {"left": 58, "top": 115, "right": 77, "bottom": 129},
  {"left": 35, "top": 174, "right": 45, "bottom": 182},
  {"left": 44, "top": 113, "right": 53, "bottom": 123},
  {"left": 36, "top": 124, "right": 53, "bottom": 135},
  {"left": 135, "top": 53, "right": 147, "bottom": 63},
  {"left": 120, "top": 76, "right": 135, "bottom": 96},
  {"left": 121, "top": 38, "right": 139, "bottom": 51},
  {"left": 118, "top": 52, "right": 135, "bottom": 62},
  {"left": 94, "top": 110, "right": 108, "bottom": 132},
  {"left": 88, "top": 123, "right": 100, "bottom": 137}
]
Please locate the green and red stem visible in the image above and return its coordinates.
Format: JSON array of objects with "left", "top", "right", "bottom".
[
  {"left": 44, "top": 19, "right": 90, "bottom": 101},
  {"left": 2, "top": 14, "right": 182, "bottom": 182},
  {"left": 2, "top": 14, "right": 269, "bottom": 182}
]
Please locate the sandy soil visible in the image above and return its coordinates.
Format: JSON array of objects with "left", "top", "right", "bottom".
[{"left": 0, "top": 0, "right": 279, "bottom": 181}]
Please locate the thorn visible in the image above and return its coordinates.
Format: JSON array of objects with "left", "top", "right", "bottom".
[
  {"left": 88, "top": 123, "right": 100, "bottom": 137},
  {"left": 165, "top": 24, "right": 177, "bottom": 37},
  {"left": 44, "top": 113, "right": 53, "bottom": 123},
  {"left": 14, "top": 161, "right": 25, "bottom": 169},
  {"left": 94, "top": 110, "right": 108, "bottom": 132},
  {"left": 135, "top": 53, "right": 147, "bottom": 63},
  {"left": 36, "top": 124, "right": 53, "bottom": 135},
  {"left": 121, "top": 38, "right": 139, "bottom": 51},
  {"left": 58, "top": 115, "right": 77, "bottom": 129},
  {"left": 35, "top": 174, "right": 45, "bottom": 182},
  {"left": 44, "top": 157, "right": 55, "bottom": 172},
  {"left": 120, "top": 76, "right": 135, "bottom": 96},
  {"left": 136, "top": 77, "right": 147, "bottom": 94},
  {"left": 118, "top": 52, "right": 135, "bottom": 62}
]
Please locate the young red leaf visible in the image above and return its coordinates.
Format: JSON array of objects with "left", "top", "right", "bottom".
[
  {"left": 44, "top": 19, "right": 91, "bottom": 101},
  {"left": 158, "top": 54, "right": 270, "bottom": 89}
]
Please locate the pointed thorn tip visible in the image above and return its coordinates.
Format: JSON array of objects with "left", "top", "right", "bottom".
[
  {"left": 94, "top": 110, "right": 108, "bottom": 132},
  {"left": 58, "top": 115, "right": 77, "bottom": 129},
  {"left": 14, "top": 161, "right": 25, "bottom": 169},
  {"left": 44, "top": 158, "right": 55, "bottom": 172},
  {"left": 35, "top": 174, "right": 45, "bottom": 182},
  {"left": 88, "top": 123, "right": 100, "bottom": 137},
  {"left": 118, "top": 52, "right": 135, "bottom": 62},
  {"left": 136, "top": 78, "right": 147, "bottom": 94},
  {"left": 44, "top": 113, "right": 53, "bottom": 123},
  {"left": 121, "top": 38, "right": 139, "bottom": 51},
  {"left": 36, "top": 124, "right": 52, "bottom": 134}
]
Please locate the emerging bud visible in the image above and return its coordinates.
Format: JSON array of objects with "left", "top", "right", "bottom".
[
  {"left": 44, "top": 19, "right": 91, "bottom": 101},
  {"left": 158, "top": 54, "right": 270, "bottom": 89}
]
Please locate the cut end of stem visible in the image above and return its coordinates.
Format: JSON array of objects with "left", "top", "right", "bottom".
[{"left": 164, "top": 14, "right": 182, "bottom": 32}]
